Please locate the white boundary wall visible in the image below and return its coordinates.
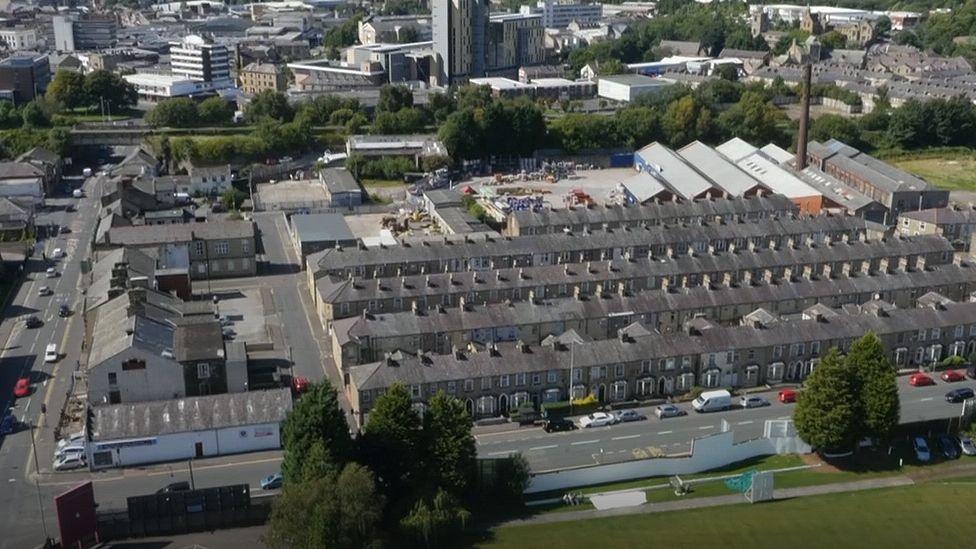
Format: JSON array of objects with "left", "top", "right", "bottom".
[{"left": 526, "top": 426, "right": 811, "bottom": 494}]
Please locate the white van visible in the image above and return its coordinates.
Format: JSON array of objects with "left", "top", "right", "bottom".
[{"left": 692, "top": 389, "right": 733, "bottom": 413}]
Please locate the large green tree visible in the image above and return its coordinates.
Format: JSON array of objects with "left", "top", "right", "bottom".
[
  {"left": 197, "top": 96, "right": 235, "bottom": 126},
  {"left": 280, "top": 380, "right": 353, "bottom": 482},
  {"left": 245, "top": 90, "right": 294, "bottom": 123},
  {"left": 662, "top": 95, "right": 715, "bottom": 148},
  {"left": 810, "top": 114, "right": 862, "bottom": 148},
  {"left": 83, "top": 70, "right": 137, "bottom": 112},
  {"left": 360, "top": 383, "right": 423, "bottom": 503},
  {"left": 423, "top": 392, "right": 476, "bottom": 497},
  {"left": 45, "top": 70, "right": 87, "bottom": 110},
  {"left": 717, "top": 91, "right": 788, "bottom": 145},
  {"left": 146, "top": 98, "right": 199, "bottom": 128},
  {"left": 847, "top": 333, "right": 900, "bottom": 443},
  {"left": 377, "top": 84, "right": 414, "bottom": 113},
  {"left": 399, "top": 489, "right": 472, "bottom": 549},
  {"left": 794, "top": 348, "right": 858, "bottom": 452}
]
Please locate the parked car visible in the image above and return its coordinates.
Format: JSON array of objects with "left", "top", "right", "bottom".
[
  {"left": 945, "top": 387, "right": 975, "bottom": 403},
  {"left": 53, "top": 454, "right": 86, "bottom": 471},
  {"left": 613, "top": 409, "right": 647, "bottom": 423},
  {"left": 13, "top": 378, "right": 30, "bottom": 398},
  {"left": 0, "top": 412, "right": 15, "bottom": 435},
  {"left": 58, "top": 432, "right": 86, "bottom": 450},
  {"left": 24, "top": 315, "right": 41, "bottom": 329},
  {"left": 693, "top": 389, "right": 733, "bottom": 413},
  {"left": 58, "top": 303, "right": 70, "bottom": 317},
  {"left": 941, "top": 370, "right": 966, "bottom": 383},
  {"left": 579, "top": 412, "right": 616, "bottom": 428},
  {"left": 261, "top": 473, "right": 283, "bottom": 490},
  {"left": 56, "top": 445, "right": 87, "bottom": 460},
  {"left": 739, "top": 395, "right": 770, "bottom": 408},
  {"left": 938, "top": 434, "right": 960, "bottom": 459},
  {"left": 542, "top": 418, "right": 576, "bottom": 433},
  {"left": 909, "top": 373, "right": 935, "bottom": 387},
  {"left": 778, "top": 389, "right": 798, "bottom": 403},
  {"left": 968, "top": 365, "right": 976, "bottom": 380},
  {"left": 291, "top": 376, "right": 309, "bottom": 395},
  {"left": 37, "top": 286, "right": 52, "bottom": 296},
  {"left": 959, "top": 436, "right": 976, "bottom": 456},
  {"left": 913, "top": 436, "right": 931, "bottom": 462},
  {"left": 157, "top": 481, "right": 190, "bottom": 494},
  {"left": 655, "top": 404, "right": 686, "bottom": 419}
]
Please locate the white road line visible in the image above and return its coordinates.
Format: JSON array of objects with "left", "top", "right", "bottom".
[
  {"left": 611, "top": 434, "right": 641, "bottom": 441},
  {"left": 657, "top": 430, "right": 673, "bottom": 435},
  {"left": 485, "top": 450, "right": 516, "bottom": 457},
  {"left": 571, "top": 439, "right": 599, "bottom": 446},
  {"left": 699, "top": 425, "right": 714, "bottom": 430},
  {"left": 528, "top": 444, "right": 558, "bottom": 451},
  {"left": 919, "top": 397, "right": 934, "bottom": 402},
  {"left": 737, "top": 420, "right": 754, "bottom": 425}
]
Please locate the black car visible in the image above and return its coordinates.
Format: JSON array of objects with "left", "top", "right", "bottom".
[
  {"left": 945, "top": 387, "right": 975, "bottom": 403},
  {"left": 157, "top": 481, "right": 191, "bottom": 494},
  {"left": 937, "top": 434, "right": 960, "bottom": 459},
  {"left": 58, "top": 303, "right": 70, "bottom": 317},
  {"left": 65, "top": 204, "right": 76, "bottom": 212},
  {"left": 24, "top": 315, "right": 41, "bottom": 329},
  {"left": 59, "top": 226, "right": 71, "bottom": 234},
  {"left": 542, "top": 418, "right": 577, "bottom": 433}
]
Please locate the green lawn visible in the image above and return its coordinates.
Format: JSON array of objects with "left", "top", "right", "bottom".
[
  {"left": 888, "top": 154, "right": 976, "bottom": 192},
  {"left": 481, "top": 481, "right": 976, "bottom": 549},
  {"left": 362, "top": 178, "right": 405, "bottom": 188}
]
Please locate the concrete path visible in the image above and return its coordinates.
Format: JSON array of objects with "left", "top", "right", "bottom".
[{"left": 503, "top": 476, "right": 915, "bottom": 527}]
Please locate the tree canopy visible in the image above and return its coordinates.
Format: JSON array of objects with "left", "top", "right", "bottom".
[{"left": 280, "top": 380, "right": 353, "bottom": 482}]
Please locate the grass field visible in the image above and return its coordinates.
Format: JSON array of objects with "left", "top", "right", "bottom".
[
  {"left": 481, "top": 480, "right": 976, "bottom": 549},
  {"left": 888, "top": 154, "right": 976, "bottom": 192}
]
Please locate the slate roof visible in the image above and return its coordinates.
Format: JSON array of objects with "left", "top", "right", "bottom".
[
  {"left": 900, "top": 207, "right": 976, "bottom": 225},
  {"left": 174, "top": 321, "right": 224, "bottom": 362},
  {"left": 107, "top": 221, "right": 254, "bottom": 246},
  {"left": 321, "top": 168, "right": 361, "bottom": 194}
]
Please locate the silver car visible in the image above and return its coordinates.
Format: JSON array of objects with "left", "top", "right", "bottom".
[{"left": 655, "top": 404, "right": 687, "bottom": 419}]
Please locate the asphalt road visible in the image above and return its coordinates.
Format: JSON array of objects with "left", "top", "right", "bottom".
[{"left": 476, "top": 377, "right": 975, "bottom": 471}]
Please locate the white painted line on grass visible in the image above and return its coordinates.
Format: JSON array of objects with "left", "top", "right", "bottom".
[
  {"left": 611, "top": 434, "right": 641, "bottom": 441},
  {"left": 571, "top": 439, "right": 599, "bottom": 446},
  {"left": 528, "top": 445, "right": 558, "bottom": 451}
]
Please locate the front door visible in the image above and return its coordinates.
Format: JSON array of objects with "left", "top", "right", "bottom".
[{"left": 195, "top": 442, "right": 204, "bottom": 458}]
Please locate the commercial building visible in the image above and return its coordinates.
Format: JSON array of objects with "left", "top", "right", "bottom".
[
  {"left": 0, "top": 53, "right": 50, "bottom": 105},
  {"left": 634, "top": 142, "right": 727, "bottom": 200},
  {"left": 899, "top": 206, "right": 976, "bottom": 251},
  {"left": 469, "top": 76, "right": 595, "bottom": 99},
  {"left": 124, "top": 73, "right": 221, "bottom": 102},
  {"left": 287, "top": 58, "right": 387, "bottom": 92},
  {"left": 346, "top": 134, "right": 449, "bottom": 166},
  {"left": 433, "top": 0, "right": 489, "bottom": 84},
  {"left": 717, "top": 138, "right": 827, "bottom": 214},
  {"left": 290, "top": 213, "right": 358, "bottom": 259},
  {"left": 0, "top": 161, "right": 48, "bottom": 203},
  {"left": 169, "top": 35, "right": 233, "bottom": 89},
  {"left": 87, "top": 389, "right": 291, "bottom": 469},
  {"left": 0, "top": 28, "right": 37, "bottom": 51},
  {"left": 358, "top": 15, "right": 432, "bottom": 45},
  {"left": 52, "top": 14, "right": 117, "bottom": 52},
  {"left": 239, "top": 62, "right": 285, "bottom": 94},
  {"left": 486, "top": 13, "right": 545, "bottom": 73},
  {"left": 598, "top": 74, "right": 676, "bottom": 103},
  {"left": 321, "top": 168, "right": 363, "bottom": 207},
  {"left": 520, "top": 0, "right": 602, "bottom": 29}
]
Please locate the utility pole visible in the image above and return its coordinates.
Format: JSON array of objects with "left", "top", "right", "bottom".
[
  {"left": 188, "top": 459, "right": 196, "bottom": 489},
  {"left": 29, "top": 421, "right": 52, "bottom": 544}
]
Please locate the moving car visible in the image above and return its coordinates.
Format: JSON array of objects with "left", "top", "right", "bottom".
[
  {"left": 38, "top": 286, "right": 52, "bottom": 296},
  {"left": 0, "top": 412, "right": 15, "bottom": 435},
  {"left": 291, "top": 376, "right": 310, "bottom": 395},
  {"left": 59, "top": 225, "right": 70, "bottom": 234},
  {"left": 72, "top": 189, "right": 84, "bottom": 198},
  {"left": 579, "top": 412, "right": 616, "bottom": 428},
  {"left": 913, "top": 437, "right": 931, "bottom": 462},
  {"left": 24, "top": 315, "right": 41, "bottom": 329},
  {"left": 778, "top": 389, "right": 798, "bottom": 403},
  {"left": 613, "top": 409, "right": 647, "bottom": 423},
  {"left": 51, "top": 248, "right": 63, "bottom": 259},
  {"left": 909, "top": 373, "right": 935, "bottom": 387},
  {"left": 44, "top": 343, "right": 58, "bottom": 363},
  {"left": 941, "top": 370, "right": 966, "bottom": 383},
  {"left": 739, "top": 395, "right": 770, "bottom": 408},
  {"left": 13, "top": 378, "right": 30, "bottom": 398},
  {"left": 157, "top": 481, "right": 191, "bottom": 494},
  {"left": 655, "top": 404, "right": 686, "bottom": 419},
  {"left": 53, "top": 454, "right": 86, "bottom": 471},
  {"left": 58, "top": 303, "right": 70, "bottom": 317},
  {"left": 937, "top": 434, "right": 960, "bottom": 459},
  {"left": 959, "top": 436, "right": 976, "bottom": 456},
  {"left": 46, "top": 267, "right": 58, "bottom": 278},
  {"left": 692, "top": 389, "right": 733, "bottom": 413},
  {"left": 542, "top": 418, "right": 576, "bottom": 433},
  {"left": 261, "top": 473, "right": 283, "bottom": 490},
  {"left": 945, "top": 387, "right": 975, "bottom": 403}
]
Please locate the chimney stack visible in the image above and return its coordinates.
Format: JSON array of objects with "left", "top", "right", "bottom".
[{"left": 796, "top": 63, "right": 812, "bottom": 170}]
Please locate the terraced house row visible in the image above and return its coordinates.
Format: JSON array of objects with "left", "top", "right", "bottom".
[
  {"left": 306, "top": 212, "right": 867, "bottom": 284},
  {"left": 330, "top": 262, "right": 976, "bottom": 369},
  {"left": 345, "top": 294, "right": 976, "bottom": 421},
  {"left": 314, "top": 233, "right": 953, "bottom": 323}
]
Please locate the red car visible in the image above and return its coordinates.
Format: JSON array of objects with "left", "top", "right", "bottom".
[
  {"left": 941, "top": 370, "right": 965, "bottom": 383},
  {"left": 778, "top": 389, "right": 798, "bottom": 403},
  {"left": 909, "top": 373, "right": 935, "bottom": 387},
  {"left": 13, "top": 377, "right": 30, "bottom": 398},
  {"left": 291, "top": 376, "right": 310, "bottom": 395}
]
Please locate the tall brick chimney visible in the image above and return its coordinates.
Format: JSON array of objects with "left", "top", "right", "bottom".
[{"left": 795, "top": 63, "right": 812, "bottom": 170}]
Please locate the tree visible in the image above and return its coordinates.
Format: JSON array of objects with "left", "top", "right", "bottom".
[
  {"left": 378, "top": 84, "right": 414, "bottom": 113},
  {"left": 45, "top": 70, "right": 87, "bottom": 110},
  {"left": 422, "top": 392, "right": 476, "bottom": 498},
  {"left": 46, "top": 127, "right": 71, "bottom": 157},
  {"left": 847, "top": 333, "right": 900, "bottom": 443},
  {"left": 265, "top": 463, "right": 384, "bottom": 549},
  {"left": 810, "top": 114, "right": 862, "bottom": 147},
  {"left": 438, "top": 109, "right": 481, "bottom": 160},
  {"left": 220, "top": 188, "right": 246, "bottom": 210},
  {"left": 508, "top": 101, "right": 547, "bottom": 156},
  {"left": 662, "top": 95, "right": 715, "bottom": 147},
  {"left": 399, "top": 489, "right": 471, "bottom": 549},
  {"left": 20, "top": 101, "right": 48, "bottom": 128},
  {"left": 718, "top": 91, "right": 788, "bottom": 145},
  {"left": 930, "top": 96, "right": 976, "bottom": 147},
  {"left": 874, "top": 15, "right": 892, "bottom": 37},
  {"left": 893, "top": 30, "right": 922, "bottom": 48},
  {"left": 280, "top": 380, "right": 353, "bottom": 482},
  {"left": 598, "top": 59, "right": 628, "bottom": 76},
  {"left": 145, "top": 98, "right": 199, "bottom": 128},
  {"left": 794, "top": 348, "right": 858, "bottom": 452},
  {"left": 715, "top": 63, "right": 739, "bottom": 82},
  {"left": 83, "top": 70, "right": 136, "bottom": 112},
  {"left": 820, "top": 30, "right": 848, "bottom": 50},
  {"left": 886, "top": 99, "right": 930, "bottom": 148},
  {"left": 614, "top": 107, "right": 661, "bottom": 149},
  {"left": 245, "top": 90, "right": 294, "bottom": 123},
  {"left": 197, "top": 96, "right": 235, "bottom": 126},
  {"left": 360, "top": 383, "right": 422, "bottom": 502}
]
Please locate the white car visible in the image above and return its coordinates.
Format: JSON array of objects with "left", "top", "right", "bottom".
[
  {"left": 58, "top": 432, "right": 86, "bottom": 450},
  {"left": 46, "top": 267, "right": 58, "bottom": 278},
  {"left": 56, "top": 445, "right": 86, "bottom": 460},
  {"left": 38, "top": 286, "right": 52, "bottom": 296},
  {"left": 739, "top": 395, "right": 770, "bottom": 408},
  {"left": 960, "top": 436, "right": 976, "bottom": 456},
  {"left": 579, "top": 412, "right": 616, "bottom": 428},
  {"left": 53, "top": 454, "right": 86, "bottom": 471},
  {"left": 44, "top": 343, "right": 58, "bottom": 363},
  {"left": 52, "top": 248, "right": 63, "bottom": 259}
]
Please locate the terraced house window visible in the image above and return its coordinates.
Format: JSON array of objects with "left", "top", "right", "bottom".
[
  {"left": 464, "top": 379, "right": 474, "bottom": 392},
  {"left": 216, "top": 241, "right": 230, "bottom": 255}
]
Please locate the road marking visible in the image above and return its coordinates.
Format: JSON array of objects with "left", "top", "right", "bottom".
[
  {"left": 571, "top": 439, "right": 599, "bottom": 446},
  {"left": 484, "top": 450, "right": 516, "bottom": 457},
  {"left": 699, "top": 425, "right": 714, "bottom": 430},
  {"left": 611, "top": 434, "right": 641, "bottom": 441},
  {"left": 919, "top": 397, "right": 934, "bottom": 402},
  {"left": 737, "top": 420, "right": 754, "bottom": 425},
  {"left": 657, "top": 430, "right": 673, "bottom": 435},
  {"left": 147, "top": 455, "right": 284, "bottom": 476},
  {"left": 528, "top": 444, "right": 558, "bottom": 451}
]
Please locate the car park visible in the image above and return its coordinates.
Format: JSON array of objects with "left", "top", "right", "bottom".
[
  {"left": 261, "top": 473, "right": 283, "bottom": 490},
  {"left": 53, "top": 454, "right": 86, "bottom": 471},
  {"left": 778, "top": 389, "right": 798, "bottom": 403},
  {"left": 24, "top": 315, "right": 41, "bottom": 329},
  {"left": 941, "top": 370, "right": 966, "bottom": 382},
  {"left": 157, "top": 481, "right": 191, "bottom": 494},
  {"left": 937, "top": 434, "right": 960, "bottom": 459},
  {"left": 655, "top": 404, "right": 687, "bottom": 419},
  {"left": 740, "top": 395, "right": 770, "bottom": 408},
  {"left": 542, "top": 418, "right": 576, "bottom": 433},
  {"left": 909, "top": 373, "right": 935, "bottom": 387},
  {"left": 38, "top": 286, "right": 52, "bottom": 296},
  {"left": 13, "top": 378, "right": 30, "bottom": 398},
  {"left": 959, "top": 436, "right": 976, "bottom": 456},
  {"left": 613, "top": 409, "right": 647, "bottom": 423},
  {"left": 913, "top": 437, "right": 931, "bottom": 462},
  {"left": 945, "top": 387, "right": 975, "bottom": 403},
  {"left": 579, "top": 412, "right": 616, "bottom": 428}
]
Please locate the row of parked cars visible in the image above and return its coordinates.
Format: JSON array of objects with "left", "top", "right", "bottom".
[
  {"left": 53, "top": 431, "right": 87, "bottom": 471},
  {"left": 914, "top": 434, "right": 976, "bottom": 462}
]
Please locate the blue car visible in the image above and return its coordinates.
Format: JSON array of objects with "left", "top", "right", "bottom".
[
  {"left": 0, "top": 412, "right": 15, "bottom": 435},
  {"left": 261, "top": 472, "right": 283, "bottom": 490}
]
